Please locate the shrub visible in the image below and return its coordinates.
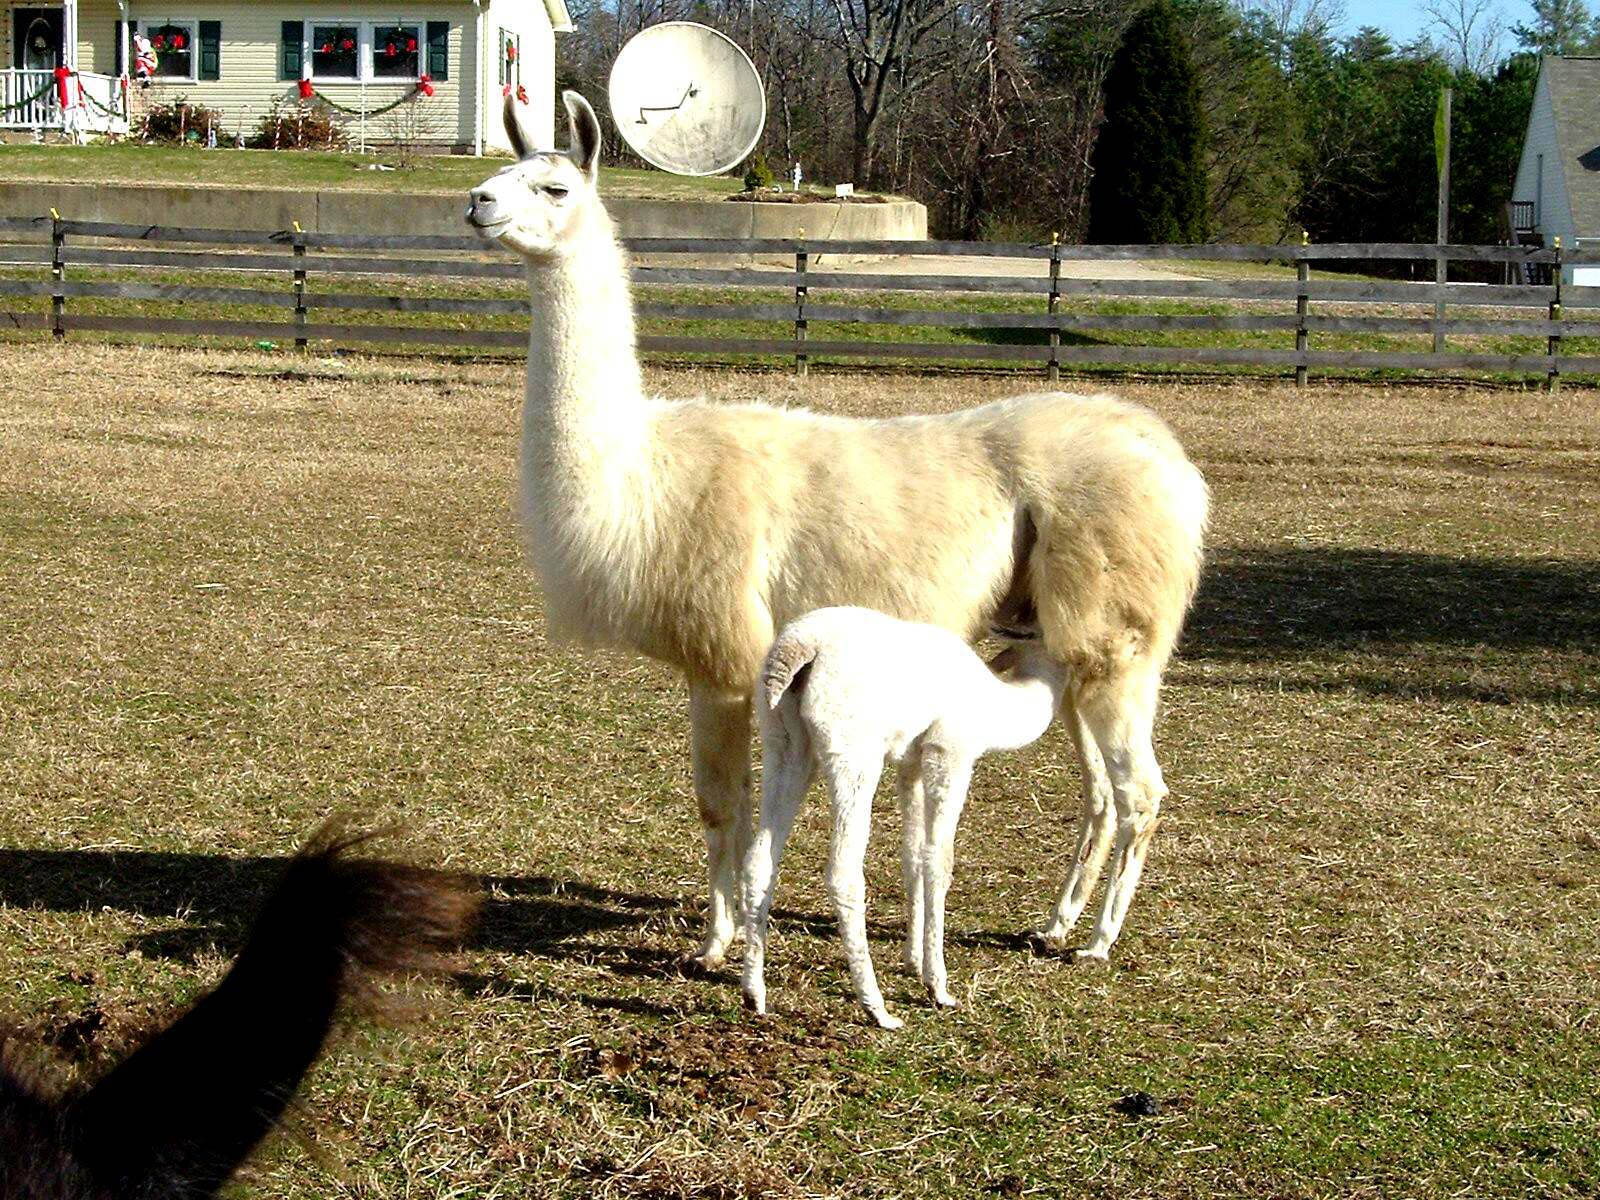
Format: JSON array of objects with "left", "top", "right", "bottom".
[
  {"left": 742, "top": 152, "right": 774, "bottom": 192},
  {"left": 139, "top": 96, "right": 226, "bottom": 145},
  {"left": 248, "top": 98, "right": 348, "bottom": 151}
]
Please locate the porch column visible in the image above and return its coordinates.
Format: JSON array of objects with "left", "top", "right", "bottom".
[
  {"left": 119, "top": 0, "right": 129, "bottom": 80},
  {"left": 63, "top": 0, "right": 78, "bottom": 71}
]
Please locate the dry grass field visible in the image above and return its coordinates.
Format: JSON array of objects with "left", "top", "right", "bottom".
[{"left": 1, "top": 344, "right": 1597, "bottom": 1198}]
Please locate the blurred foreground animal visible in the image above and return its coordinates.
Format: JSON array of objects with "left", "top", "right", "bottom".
[{"left": 0, "top": 826, "right": 477, "bottom": 1199}]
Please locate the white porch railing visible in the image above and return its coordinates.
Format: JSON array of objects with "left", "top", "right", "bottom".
[{"left": 0, "top": 69, "right": 129, "bottom": 135}]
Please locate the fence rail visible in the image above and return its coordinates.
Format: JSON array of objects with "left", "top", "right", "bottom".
[{"left": 2, "top": 216, "right": 1597, "bottom": 385}]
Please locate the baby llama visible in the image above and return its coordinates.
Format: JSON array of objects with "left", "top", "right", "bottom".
[
  {"left": 742, "top": 607, "right": 1069, "bottom": 1029},
  {"left": 468, "top": 92, "right": 1209, "bottom": 972}
]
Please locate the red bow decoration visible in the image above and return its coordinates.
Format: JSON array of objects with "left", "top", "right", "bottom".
[
  {"left": 320, "top": 42, "right": 332, "bottom": 54},
  {"left": 516, "top": 84, "right": 528, "bottom": 104},
  {"left": 506, "top": 44, "right": 516, "bottom": 62},
  {"left": 501, "top": 83, "right": 511, "bottom": 98},
  {"left": 385, "top": 42, "right": 397, "bottom": 57},
  {"left": 171, "top": 33, "right": 185, "bottom": 49},
  {"left": 341, "top": 37, "right": 355, "bottom": 51},
  {"left": 53, "top": 66, "right": 71, "bottom": 108},
  {"left": 152, "top": 35, "right": 166, "bottom": 49},
  {"left": 418, "top": 73, "right": 434, "bottom": 97},
  {"left": 298, "top": 78, "right": 314, "bottom": 100},
  {"left": 406, "top": 37, "right": 417, "bottom": 52}
]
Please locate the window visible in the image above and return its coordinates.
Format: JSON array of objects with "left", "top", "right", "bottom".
[
  {"left": 311, "top": 23, "right": 360, "bottom": 82},
  {"left": 138, "top": 19, "right": 196, "bottom": 82},
  {"left": 499, "top": 30, "right": 520, "bottom": 88},
  {"left": 299, "top": 21, "right": 437, "bottom": 84},
  {"left": 372, "top": 23, "right": 421, "bottom": 80}
]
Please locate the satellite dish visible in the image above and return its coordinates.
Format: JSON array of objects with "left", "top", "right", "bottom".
[{"left": 607, "top": 22, "right": 766, "bottom": 177}]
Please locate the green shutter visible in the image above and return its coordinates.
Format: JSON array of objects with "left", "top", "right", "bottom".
[
  {"left": 199, "top": 21, "right": 221, "bottom": 81},
  {"left": 427, "top": 21, "right": 449, "bottom": 80},
  {"left": 280, "top": 20, "right": 303, "bottom": 80}
]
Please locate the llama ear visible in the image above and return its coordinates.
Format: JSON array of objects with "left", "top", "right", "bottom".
[
  {"left": 563, "top": 90, "right": 602, "bottom": 184},
  {"left": 504, "top": 93, "right": 537, "bottom": 160}
]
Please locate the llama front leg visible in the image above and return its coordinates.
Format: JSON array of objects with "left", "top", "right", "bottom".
[
  {"left": 824, "top": 755, "right": 900, "bottom": 1029},
  {"left": 1035, "top": 699, "right": 1116, "bottom": 945},
  {"left": 687, "top": 684, "right": 753, "bottom": 971},
  {"left": 920, "top": 747, "right": 974, "bottom": 1010},
  {"left": 1075, "top": 667, "right": 1166, "bottom": 961},
  {"left": 742, "top": 720, "right": 814, "bottom": 1016},
  {"left": 896, "top": 755, "right": 927, "bottom": 975}
]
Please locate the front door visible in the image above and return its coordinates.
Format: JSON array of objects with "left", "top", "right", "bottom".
[{"left": 13, "top": 8, "right": 65, "bottom": 71}]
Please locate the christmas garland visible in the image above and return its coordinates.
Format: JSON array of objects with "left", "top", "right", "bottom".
[
  {"left": 297, "top": 75, "right": 434, "bottom": 117},
  {"left": 0, "top": 78, "right": 54, "bottom": 116}
]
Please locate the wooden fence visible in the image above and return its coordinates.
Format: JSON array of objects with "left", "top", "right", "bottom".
[{"left": 4, "top": 215, "right": 1600, "bottom": 386}]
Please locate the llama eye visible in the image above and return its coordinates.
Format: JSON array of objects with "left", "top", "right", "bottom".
[{"left": 544, "top": 185, "right": 569, "bottom": 200}]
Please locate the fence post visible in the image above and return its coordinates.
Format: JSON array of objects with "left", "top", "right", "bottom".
[
  {"left": 1433, "top": 244, "right": 1448, "bottom": 354},
  {"left": 1047, "top": 231, "right": 1061, "bottom": 384},
  {"left": 292, "top": 221, "right": 308, "bottom": 352},
  {"left": 794, "top": 228, "right": 808, "bottom": 378},
  {"left": 1548, "top": 236, "right": 1563, "bottom": 394},
  {"left": 1295, "top": 229, "right": 1309, "bottom": 388},
  {"left": 50, "top": 208, "right": 65, "bottom": 341}
]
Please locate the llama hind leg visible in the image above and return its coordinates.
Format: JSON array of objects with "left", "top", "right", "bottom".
[
  {"left": 1075, "top": 663, "right": 1167, "bottom": 961},
  {"left": 687, "top": 684, "right": 753, "bottom": 971},
  {"left": 824, "top": 754, "right": 899, "bottom": 1029},
  {"left": 742, "top": 719, "right": 814, "bottom": 1016},
  {"left": 919, "top": 747, "right": 974, "bottom": 1011},
  {"left": 1035, "top": 698, "right": 1116, "bottom": 945},
  {"left": 897, "top": 755, "right": 927, "bottom": 975}
]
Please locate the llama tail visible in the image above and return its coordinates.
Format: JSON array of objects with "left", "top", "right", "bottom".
[
  {"left": 761, "top": 632, "right": 820, "bottom": 713},
  {"left": 63, "top": 820, "right": 479, "bottom": 1197}
]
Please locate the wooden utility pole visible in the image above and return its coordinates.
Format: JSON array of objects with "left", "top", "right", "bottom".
[{"left": 1435, "top": 87, "right": 1451, "bottom": 354}]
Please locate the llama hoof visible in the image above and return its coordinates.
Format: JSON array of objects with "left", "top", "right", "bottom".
[
  {"left": 868, "top": 1007, "right": 904, "bottom": 1031},
  {"left": 677, "top": 949, "right": 725, "bottom": 977},
  {"left": 742, "top": 990, "right": 768, "bottom": 1016},
  {"left": 926, "top": 986, "right": 959, "bottom": 1010},
  {"left": 1070, "top": 946, "right": 1111, "bottom": 967},
  {"left": 1025, "top": 929, "right": 1069, "bottom": 955}
]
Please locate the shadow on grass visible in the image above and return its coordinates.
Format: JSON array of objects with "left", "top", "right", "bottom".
[
  {"left": 1184, "top": 547, "right": 1600, "bottom": 703},
  {"left": 0, "top": 848, "right": 681, "bottom": 979}
]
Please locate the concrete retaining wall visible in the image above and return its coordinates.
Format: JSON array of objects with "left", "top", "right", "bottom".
[{"left": 0, "top": 179, "right": 928, "bottom": 240}]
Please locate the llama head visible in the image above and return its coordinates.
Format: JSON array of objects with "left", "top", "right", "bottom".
[{"left": 467, "top": 90, "right": 603, "bottom": 261}]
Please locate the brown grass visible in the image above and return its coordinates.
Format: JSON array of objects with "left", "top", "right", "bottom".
[{"left": 1, "top": 344, "right": 1597, "bottom": 1197}]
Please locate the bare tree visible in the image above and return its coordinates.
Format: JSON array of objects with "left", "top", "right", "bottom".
[
  {"left": 1243, "top": 0, "right": 1348, "bottom": 63},
  {"left": 1424, "top": 0, "right": 1507, "bottom": 71}
]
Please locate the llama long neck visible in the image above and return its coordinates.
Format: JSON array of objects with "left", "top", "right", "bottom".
[{"left": 521, "top": 205, "right": 650, "bottom": 478}]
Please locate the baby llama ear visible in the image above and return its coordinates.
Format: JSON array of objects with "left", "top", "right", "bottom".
[
  {"left": 986, "top": 646, "right": 1020, "bottom": 674},
  {"left": 504, "top": 92, "right": 537, "bottom": 160},
  {"left": 563, "top": 90, "right": 602, "bottom": 184}
]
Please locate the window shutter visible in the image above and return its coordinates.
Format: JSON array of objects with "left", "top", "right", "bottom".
[
  {"left": 280, "top": 20, "right": 303, "bottom": 80},
  {"left": 498, "top": 30, "right": 506, "bottom": 86},
  {"left": 427, "top": 21, "right": 449, "bottom": 80},
  {"left": 199, "top": 21, "right": 221, "bottom": 80}
]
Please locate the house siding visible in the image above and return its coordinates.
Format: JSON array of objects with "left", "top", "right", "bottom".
[
  {"left": 64, "top": 3, "right": 554, "bottom": 151},
  {"left": 482, "top": 0, "right": 556, "bottom": 152},
  {"left": 1514, "top": 63, "right": 1575, "bottom": 246}
]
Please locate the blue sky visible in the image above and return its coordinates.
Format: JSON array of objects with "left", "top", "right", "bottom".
[{"left": 1337, "top": 0, "right": 1523, "bottom": 47}]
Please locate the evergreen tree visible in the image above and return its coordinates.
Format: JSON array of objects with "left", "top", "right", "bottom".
[
  {"left": 1087, "top": 0, "right": 1210, "bottom": 243},
  {"left": 1512, "top": 0, "right": 1596, "bottom": 54}
]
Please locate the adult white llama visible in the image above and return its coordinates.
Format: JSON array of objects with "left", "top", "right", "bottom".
[{"left": 467, "top": 92, "right": 1209, "bottom": 971}]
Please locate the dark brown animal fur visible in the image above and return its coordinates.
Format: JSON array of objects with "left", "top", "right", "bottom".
[{"left": 0, "top": 824, "right": 478, "bottom": 1199}]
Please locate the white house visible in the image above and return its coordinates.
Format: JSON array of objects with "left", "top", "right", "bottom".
[
  {"left": 1510, "top": 56, "right": 1600, "bottom": 268},
  {"left": 1, "top": 0, "right": 571, "bottom": 151}
]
